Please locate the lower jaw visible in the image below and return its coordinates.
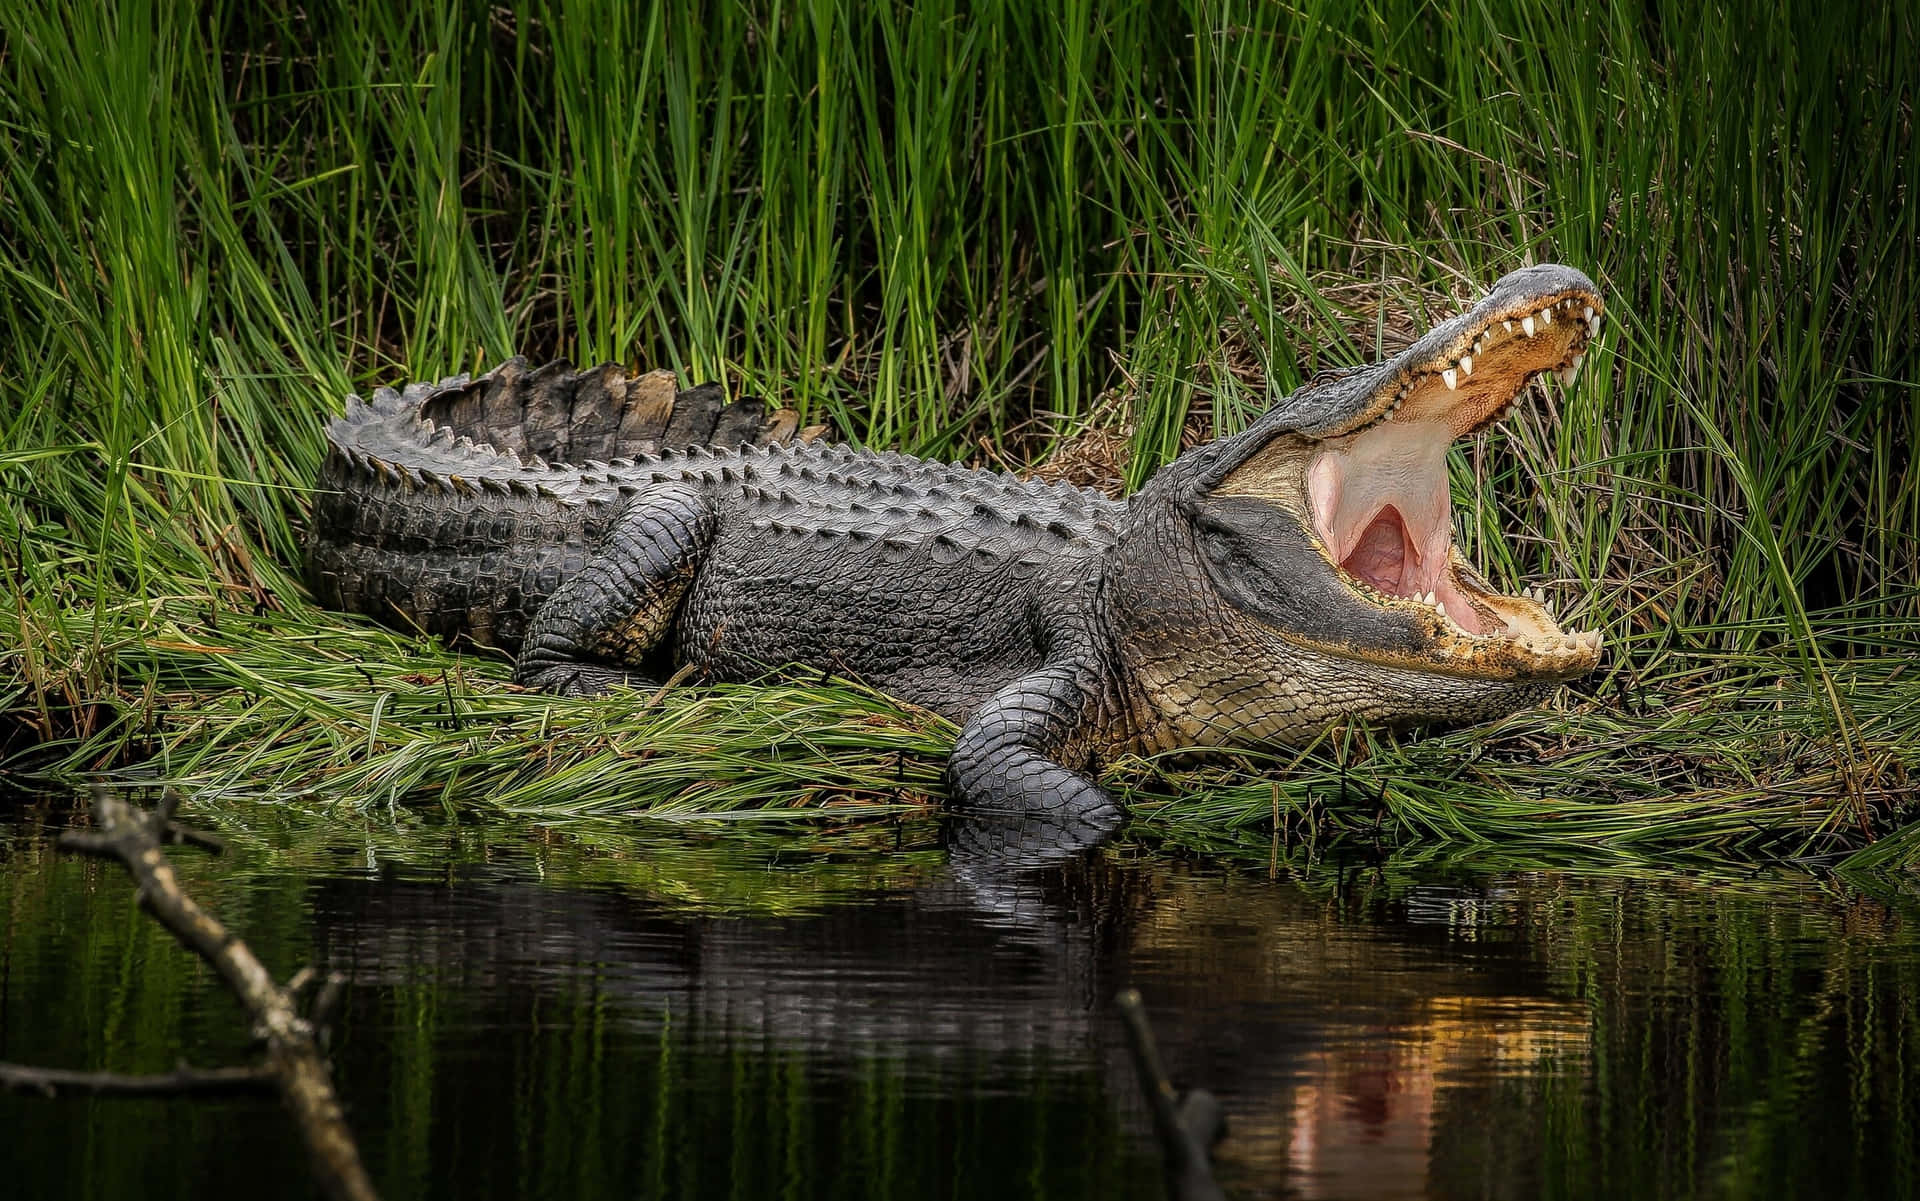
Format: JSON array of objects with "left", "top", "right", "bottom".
[
  {"left": 1319, "top": 633, "right": 1602, "bottom": 683},
  {"left": 1319, "top": 578, "right": 1603, "bottom": 680}
]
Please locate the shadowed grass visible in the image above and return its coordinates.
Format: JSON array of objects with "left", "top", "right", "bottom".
[
  {"left": 12, "top": 598, "right": 1914, "bottom": 871},
  {"left": 0, "top": 0, "right": 1915, "bottom": 867}
]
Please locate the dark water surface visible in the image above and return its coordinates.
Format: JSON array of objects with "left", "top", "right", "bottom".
[{"left": 2, "top": 797, "right": 1917, "bottom": 1200}]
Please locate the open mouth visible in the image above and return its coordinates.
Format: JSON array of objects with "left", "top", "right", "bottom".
[{"left": 1304, "top": 281, "right": 1605, "bottom": 676}]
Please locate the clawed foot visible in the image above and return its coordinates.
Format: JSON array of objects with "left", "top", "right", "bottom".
[{"left": 515, "top": 664, "right": 656, "bottom": 696}]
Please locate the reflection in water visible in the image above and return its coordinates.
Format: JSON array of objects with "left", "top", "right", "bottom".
[
  {"left": 1, "top": 800, "right": 1917, "bottom": 1201},
  {"left": 1276, "top": 994, "right": 1590, "bottom": 1200}
]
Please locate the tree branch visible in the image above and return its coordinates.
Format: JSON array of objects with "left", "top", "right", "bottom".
[
  {"left": 1116, "top": 987, "right": 1228, "bottom": 1201},
  {"left": 7, "top": 786, "right": 381, "bottom": 1201},
  {"left": 0, "top": 1063, "right": 275, "bottom": 1098}
]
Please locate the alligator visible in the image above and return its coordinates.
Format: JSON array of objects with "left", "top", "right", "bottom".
[{"left": 308, "top": 263, "right": 1605, "bottom": 838}]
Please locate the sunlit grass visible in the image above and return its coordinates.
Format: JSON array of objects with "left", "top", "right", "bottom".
[{"left": 0, "top": 0, "right": 1914, "bottom": 867}]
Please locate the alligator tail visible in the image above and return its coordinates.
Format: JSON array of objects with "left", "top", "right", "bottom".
[{"left": 308, "top": 358, "right": 809, "bottom": 651}]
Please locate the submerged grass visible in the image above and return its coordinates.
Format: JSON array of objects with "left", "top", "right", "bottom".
[{"left": 0, "top": 0, "right": 1915, "bottom": 866}]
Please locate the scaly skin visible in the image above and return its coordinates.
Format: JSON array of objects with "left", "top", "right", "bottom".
[{"left": 308, "top": 265, "right": 1609, "bottom": 851}]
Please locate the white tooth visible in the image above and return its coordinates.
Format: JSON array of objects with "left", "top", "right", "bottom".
[
  {"left": 1583, "top": 305, "right": 1594, "bottom": 322},
  {"left": 1460, "top": 354, "right": 1473, "bottom": 375},
  {"left": 1521, "top": 315, "right": 1535, "bottom": 337},
  {"left": 1442, "top": 368, "right": 1459, "bottom": 390},
  {"left": 1539, "top": 307, "right": 1553, "bottom": 325},
  {"left": 1588, "top": 315, "right": 1601, "bottom": 336},
  {"left": 1555, "top": 363, "right": 1580, "bottom": 389},
  {"left": 1503, "top": 320, "right": 1514, "bottom": 333}
]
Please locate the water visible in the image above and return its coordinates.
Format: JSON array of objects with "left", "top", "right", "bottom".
[{"left": 2, "top": 796, "right": 1916, "bottom": 1200}]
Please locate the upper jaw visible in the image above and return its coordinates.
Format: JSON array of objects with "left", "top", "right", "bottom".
[{"left": 1309, "top": 262, "right": 1606, "bottom": 440}]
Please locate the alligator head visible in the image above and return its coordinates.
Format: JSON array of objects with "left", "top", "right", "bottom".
[{"left": 1111, "top": 263, "right": 1605, "bottom": 750}]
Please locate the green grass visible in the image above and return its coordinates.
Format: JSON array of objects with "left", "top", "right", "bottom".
[{"left": 1, "top": 0, "right": 1915, "bottom": 867}]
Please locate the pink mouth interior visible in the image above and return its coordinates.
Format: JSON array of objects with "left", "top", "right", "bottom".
[
  {"left": 1308, "top": 422, "right": 1491, "bottom": 635},
  {"left": 1344, "top": 507, "right": 1415, "bottom": 592}
]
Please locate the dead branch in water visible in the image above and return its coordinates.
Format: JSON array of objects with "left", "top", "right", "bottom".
[
  {"left": 1116, "top": 987, "right": 1228, "bottom": 1201},
  {"left": 0, "top": 787, "right": 379, "bottom": 1201},
  {"left": 0, "top": 1063, "right": 275, "bottom": 1098}
]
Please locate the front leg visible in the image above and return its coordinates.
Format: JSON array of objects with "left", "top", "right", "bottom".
[
  {"left": 947, "top": 661, "right": 1120, "bottom": 828},
  {"left": 514, "top": 482, "right": 715, "bottom": 695}
]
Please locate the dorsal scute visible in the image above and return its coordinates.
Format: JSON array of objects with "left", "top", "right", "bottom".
[{"left": 323, "top": 362, "right": 1124, "bottom": 549}]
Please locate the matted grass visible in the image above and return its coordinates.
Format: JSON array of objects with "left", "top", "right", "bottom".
[{"left": 1, "top": 0, "right": 1915, "bottom": 867}]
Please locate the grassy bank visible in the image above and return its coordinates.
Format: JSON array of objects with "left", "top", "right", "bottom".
[{"left": 1, "top": 0, "right": 1915, "bottom": 866}]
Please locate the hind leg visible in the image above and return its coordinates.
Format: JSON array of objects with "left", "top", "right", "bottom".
[{"left": 514, "top": 483, "right": 715, "bottom": 695}]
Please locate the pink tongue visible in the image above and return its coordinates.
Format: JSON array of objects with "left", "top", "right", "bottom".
[{"left": 1344, "top": 508, "right": 1411, "bottom": 593}]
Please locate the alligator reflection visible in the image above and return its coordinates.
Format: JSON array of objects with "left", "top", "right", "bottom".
[{"left": 310, "top": 852, "right": 1592, "bottom": 1200}]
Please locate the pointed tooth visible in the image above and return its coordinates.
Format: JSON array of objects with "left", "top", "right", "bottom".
[
  {"left": 1521, "top": 315, "right": 1535, "bottom": 337},
  {"left": 1460, "top": 354, "right": 1473, "bottom": 375},
  {"left": 1583, "top": 305, "right": 1594, "bottom": 322},
  {"left": 1539, "top": 307, "right": 1553, "bottom": 325},
  {"left": 1588, "top": 314, "right": 1601, "bottom": 336},
  {"left": 1503, "top": 320, "right": 1514, "bottom": 333},
  {"left": 1442, "top": 368, "right": 1459, "bottom": 390}
]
